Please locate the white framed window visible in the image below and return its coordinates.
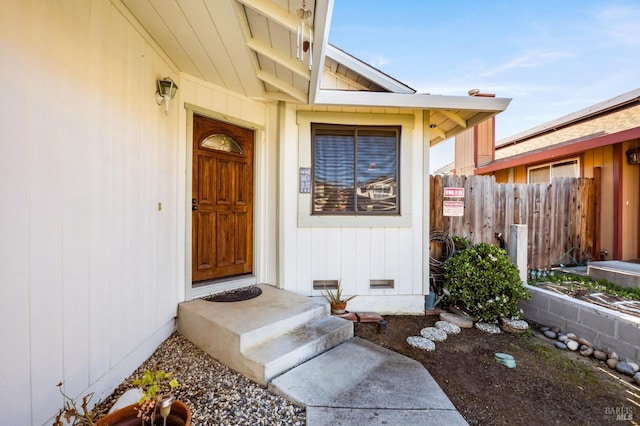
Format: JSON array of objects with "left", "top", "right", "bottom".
[
  {"left": 312, "top": 124, "right": 400, "bottom": 215},
  {"left": 528, "top": 158, "right": 580, "bottom": 183},
  {"left": 296, "top": 111, "right": 415, "bottom": 228}
]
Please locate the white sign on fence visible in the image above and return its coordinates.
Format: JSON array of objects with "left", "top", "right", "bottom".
[{"left": 443, "top": 200, "right": 464, "bottom": 216}]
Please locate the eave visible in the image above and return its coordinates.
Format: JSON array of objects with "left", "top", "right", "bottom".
[{"left": 476, "top": 126, "right": 640, "bottom": 174}]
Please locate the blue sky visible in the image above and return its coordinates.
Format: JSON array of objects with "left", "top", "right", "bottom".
[{"left": 328, "top": 0, "right": 640, "bottom": 170}]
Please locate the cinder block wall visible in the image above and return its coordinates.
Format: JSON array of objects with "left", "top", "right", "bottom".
[{"left": 521, "top": 285, "right": 640, "bottom": 362}]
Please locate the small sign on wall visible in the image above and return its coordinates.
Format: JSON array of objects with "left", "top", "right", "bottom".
[
  {"left": 443, "top": 186, "right": 464, "bottom": 216},
  {"left": 299, "top": 167, "right": 311, "bottom": 193},
  {"left": 443, "top": 200, "right": 464, "bottom": 216}
]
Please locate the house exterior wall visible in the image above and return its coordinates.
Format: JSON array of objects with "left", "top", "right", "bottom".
[
  {"left": 321, "top": 68, "right": 370, "bottom": 91},
  {"left": 454, "top": 127, "right": 475, "bottom": 176},
  {"left": 475, "top": 118, "right": 495, "bottom": 167},
  {"left": 0, "top": 2, "right": 447, "bottom": 424},
  {"left": 620, "top": 141, "right": 640, "bottom": 258},
  {"left": 454, "top": 119, "right": 494, "bottom": 176},
  {"left": 283, "top": 105, "right": 428, "bottom": 313},
  {"left": 0, "top": 1, "right": 184, "bottom": 424}
]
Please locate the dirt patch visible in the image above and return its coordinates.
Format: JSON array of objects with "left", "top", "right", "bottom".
[{"left": 355, "top": 315, "right": 640, "bottom": 425}]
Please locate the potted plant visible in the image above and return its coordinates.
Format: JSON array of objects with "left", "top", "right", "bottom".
[
  {"left": 53, "top": 381, "right": 101, "bottom": 426},
  {"left": 322, "top": 282, "right": 356, "bottom": 314},
  {"left": 130, "top": 368, "right": 180, "bottom": 424},
  {"left": 55, "top": 367, "right": 191, "bottom": 426}
]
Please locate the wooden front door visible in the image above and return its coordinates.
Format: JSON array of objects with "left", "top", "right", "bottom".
[{"left": 192, "top": 115, "right": 253, "bottom": 282}]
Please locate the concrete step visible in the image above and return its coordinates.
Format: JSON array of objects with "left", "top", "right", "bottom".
[
  {"left": 244, "top": 316, "right": 354, "bottom": 383},
  {"left": 587, "top": 261, "right": 640, "bottom": 288},
  {"left": 177, "top": 284, "right": 353, "bottom": 385}
]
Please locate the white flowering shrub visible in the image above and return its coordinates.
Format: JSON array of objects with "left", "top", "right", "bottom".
[{"left": 442, "top": 243, "right": 530, "bottom": 323}]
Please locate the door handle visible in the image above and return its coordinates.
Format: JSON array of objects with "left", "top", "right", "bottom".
[{"left": 192, "top": 205, "right": 198, "bottom": 211}]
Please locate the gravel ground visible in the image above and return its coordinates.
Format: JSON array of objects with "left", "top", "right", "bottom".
[{"left": 96, "top": 332, "right": 306, "bottom": 425}]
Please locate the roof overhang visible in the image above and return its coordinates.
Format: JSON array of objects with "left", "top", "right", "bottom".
[
  {"left": 476, "top": 126, "right": 640, "bottom": 174},
  {"left": 314, "top": 90, "right": 511, "bottom": 144},
  {"left": 121, "top": 0, "right": 511, "bottom": 142}
]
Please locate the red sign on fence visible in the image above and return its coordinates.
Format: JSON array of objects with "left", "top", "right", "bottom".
[{"left": 444, "top": 187, "right": 464, "bottom": 198}]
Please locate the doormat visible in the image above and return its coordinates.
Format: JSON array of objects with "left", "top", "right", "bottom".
[{"left": 204, "top": 286, "right": 262, "bottom": 302}]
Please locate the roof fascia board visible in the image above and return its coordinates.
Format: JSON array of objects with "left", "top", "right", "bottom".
[
  {"left": 309, "top": 0, "right": 333, "bottom": 104},
  {"left": 476, "top": 126, "right": 640, "bottom": 174},
  {"left": 325, "top": 45, "right": 415, "bottom": 94},
  {"left": 314, "top": 89, "right": 511, "bottom": 112}
]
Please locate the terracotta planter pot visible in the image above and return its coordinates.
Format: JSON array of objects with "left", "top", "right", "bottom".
[
  {"left": 331, "top": 302, "right": 347, "bottom": 314},
  {"left": 97, "top": 400, "right": 191, "bottom": 426}
]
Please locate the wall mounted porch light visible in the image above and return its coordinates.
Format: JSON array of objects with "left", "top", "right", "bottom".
[
  {"left": 627, "top": 147, "right": 640, "bottom": 165},
  {"left": 156, "top": 77, "right": 178, "bottom": 114}
]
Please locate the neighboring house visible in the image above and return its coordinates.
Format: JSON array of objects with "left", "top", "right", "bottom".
[
  {"left": 454, "top": 89, "right": 640, "bottom": 261},
  {"left": 0, "top": 1, "right": 510, "bottom": 423}
]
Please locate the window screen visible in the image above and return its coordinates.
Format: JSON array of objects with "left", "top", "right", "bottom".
[{"left": 312, "top": 124, "right": 400, "bottom": 215}]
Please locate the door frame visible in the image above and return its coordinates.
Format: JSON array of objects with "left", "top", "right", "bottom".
[{"left": 184, "top": 104, "right": 264, "bottom": 300}]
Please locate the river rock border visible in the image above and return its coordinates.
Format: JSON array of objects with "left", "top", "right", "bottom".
[
  {"left": 536, "top": 323, "right": 640, "bottom": 386},
  {"left": 406, "top": 313, "right": 529, "bottom": 353}
]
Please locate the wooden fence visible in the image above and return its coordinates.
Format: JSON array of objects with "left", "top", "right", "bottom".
[{"left": 430, "top": 175, "right": 599, "bottom": 270}]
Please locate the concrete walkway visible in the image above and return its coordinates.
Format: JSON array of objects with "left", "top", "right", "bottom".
[
  {"left": 178, "top": 285, "right": 467, "bottom": 425},
  {"left": 269, "top": 338, "right": 468, "bottom": 426}
]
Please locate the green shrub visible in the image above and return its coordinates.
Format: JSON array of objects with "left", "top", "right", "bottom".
[
  {"left": 452, "top": 235, "right": 473, "bottom": 251},
  {"left": 442, "top": 243, "right": 530, "bottom": 323}
]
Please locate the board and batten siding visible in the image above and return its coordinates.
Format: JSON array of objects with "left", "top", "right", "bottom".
[
  {"left": 0, "top": 2, "right": 182, "bottom": 424},
  {"left": 281, "top": 106, "right": 427, "bottom": 313}
]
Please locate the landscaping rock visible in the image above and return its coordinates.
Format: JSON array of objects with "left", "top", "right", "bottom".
[
  {"left": 500, "top": 318, "right": 529, "bottom": 333},
  {"left": 594, "top": 351, "right": 608, "bottom": 361},
  {"left": 628, "top": 362, "right": 640, "bottom": 373},
  {"left": 558, "top": 334, "right": 568, "bottom": 342},
  {"left": 607, "top": 358, "right": 619, "bottom": 369},
  {"left": 475, "top": 322, "right": 501, "bottom": 334},
  {"left": 634, "top": 372, "right": 640, "bottom": 386},
  {"left": 579, "top": 346, "right": 594, "bottom": 357},
  {"left": 435, "top": 321, "right": 461, "bottom": 334},
  {"left": 566, "top": 340, "right": 579, "bottom": 351},
  {"left": 565, "top": 332, "right": 577, "bottom": 340},
  {"left": 616, "top": 362, "right": 636, "bottom": 377},
  {"left": 543, "top": 330, "right": 557, "bottom": 339},
  {"left": 577, "top": 338, "right": 592, "bottom": 347},
  {"left": 406, "top": 336, "right": 436, "bottom": 351},
  {"left": 608, "top": 351, "right": 619, "bottom": 360},
  {"left": 420, "top": 327, "right": 448, "bottom": 342},
  {"left": 539, "top": 326, "right": 550, "bottom": 332},
  {"left": 555, "top": 341, "right": 567, "bottom": 350},
  {"left": 440, "top": 312, "right": 473, "bottom": 328},
  {"left": 551, "top": 326, "right": 561, "bottom": 334}
]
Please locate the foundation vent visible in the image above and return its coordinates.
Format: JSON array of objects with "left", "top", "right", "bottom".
[
  {"left": 370, "top": 279, "right": 394, "bottom": 289},
  {"left": 313, "top": 280, "right": 339, "bottom": 290}
]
